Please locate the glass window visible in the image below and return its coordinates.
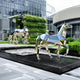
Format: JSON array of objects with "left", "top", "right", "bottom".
[
  {"left": 11, "top": 0, "right": 14, "bottom": 3},
  {"left": 0, "top": 6, "right": 1, "bottom": 14},
  {"left": 0, "top": 0, "right": 46, "bottom": 17}
]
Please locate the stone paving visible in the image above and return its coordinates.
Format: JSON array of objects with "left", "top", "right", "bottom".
[
  {"left": 0, "top": 44, "right": 80, "bottom": 80},
  {"left": 0, "top": 44, "right": 31, "bottom": 48}
]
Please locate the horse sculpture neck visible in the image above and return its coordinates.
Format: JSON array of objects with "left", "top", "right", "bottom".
[
  {"left": 61, "top": 29, "right": 66, "bottom": 37},
  {"left": 58, "top": 25, "right": 64, "bottom": 35},
  {"left": 57, "top": 25, "right": 67, "bottom": 37}
]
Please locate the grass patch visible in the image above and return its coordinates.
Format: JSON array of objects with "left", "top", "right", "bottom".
[
  {"left": 0, "top": 41, "right": 30, "bottom": 45},
  {"left": 0, "top": 41, "right": 9, "bottom": 44}
]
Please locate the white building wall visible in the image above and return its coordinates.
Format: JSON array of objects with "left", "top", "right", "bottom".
[{"left": 52, "top": 5, "right": 80, "bottom": 24}]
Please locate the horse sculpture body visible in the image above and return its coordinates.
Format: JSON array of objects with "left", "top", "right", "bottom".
[
  {"left": 36, "top": 24, "right": 72, "bottom": 60},
  {"left": 9, "top": 28, "right": 28, "bottom": 44}
]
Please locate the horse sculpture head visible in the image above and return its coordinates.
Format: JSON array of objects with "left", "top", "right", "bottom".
[
  {"left": 62, "top": 24, "right": 72, "bottom": 29},
  {"left": 58, "top": 24, "right": 72, "bottom": 36}
]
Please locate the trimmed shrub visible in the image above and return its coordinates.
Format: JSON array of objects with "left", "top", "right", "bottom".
[
  {"left": 66, "top": 37, "right": 75, "bottom": 44},
  {"left": 55, "top": 41, "right": 80, "bottom": 56},
  {"left": 4, "top": 37, "right": 8, "bottom": 41},
  {"left": 77, "top": 36, "right": 80, "bottom": 42},
  {"left": 69, "top": 41, "right": 80, "bottom": 54},
  {"left": 23, "top": 14, "right": 47, "bottom": 44},
  {"left": 23, "top": 14, "right": 47, "bottom": 23},
  {"left": 23, "top": 22, "right": 46, "bottom": 29}
]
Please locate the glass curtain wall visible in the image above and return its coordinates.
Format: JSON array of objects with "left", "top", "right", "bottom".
[
  {"left": 46, "top": 3, "right": 55, "bottom": 34},
  {"left": 72, "top": 24, "right": 80, "bottom": 40},
  {"left": 0, "top": 0, "right": 46, "bottom": 17}
]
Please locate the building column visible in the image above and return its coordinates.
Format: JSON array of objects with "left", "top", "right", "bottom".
[{"left": 71, "top": 25, "right": 73, "bottom": 38}]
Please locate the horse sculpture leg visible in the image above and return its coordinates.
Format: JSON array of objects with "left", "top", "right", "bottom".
[
  {"left": 63, "top": 45, "right": 69, "bottom": 56},
  {"left": 63, "top": 40, "right": 69, "bottom": 56},
  {"left": 37, "top": 40, "right": 45, "bottom": 60},
  {"left": 13, "top": 33, "right": 18, "bottom": 44},
  {"left": 45, "top": 43, "right": 53, "bottom": 59},
  {"left": 37, "top": 47, "right": 41, "bottom": 61},
  {"left": 16, "top": 36, "right": 18, "bottom": 44},
  {"left": 8, "top": 35, "right": 12, "bottom": 44},
  {"left": 24, "top": 32, "right": 27, "bottom": 44},
  {"left": 37, "top": 44, "right": 42, "bottom": 60},
  {"left": 56, "top": 41, "right": 62, "bottom": 58},
  {"left": 13, "top": 35, "right": 15, "bottom": 44},
  {"left": 57, "top": 45, "right": 61, "bottom": 58},
  {"left": 24, "top": 36, "right": 26, "bottom": 44},
  {"left": 36, "top": 36, "right": 41, "bottom": 60}
]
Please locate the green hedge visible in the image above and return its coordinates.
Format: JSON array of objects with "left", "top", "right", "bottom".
[
  {"left": 77, "top": 36, "right": 80, "bottom": 42},
  {"left": 23, "top": 14, "right": 47, "bottom": 23},
  {"left": 4, "top": 37, "right": 8, "bottom": 41},
  {"left": 66, "top": 37, "right": 75, "bottom": 44},
  {"left": 55, "top": 41, "right": 80, "bottom": 56},
  {"left": 23, "top": 22, "right": 46, "bottom": 28},
  {"left": 23, "top": 14, "right": 47, "bottom": 44},
  {"left": 29, "top": 29, "right": 46, "bottom": 33}
]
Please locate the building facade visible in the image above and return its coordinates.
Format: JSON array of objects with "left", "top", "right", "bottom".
[
  {"left": 0, "top": 0, "right": 46, "bottom": 40},
  {"left": 52, "top": 5, "right": 80, "bottom": 40},
  {"left": 46, "top": 3, "right": 55, "bottom": 34},
  {"left": 47, "top": 17, "right": 56, "bottom": 34}
]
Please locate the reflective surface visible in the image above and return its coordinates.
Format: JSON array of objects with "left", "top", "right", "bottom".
[{"left": 0, "top": 0, "right": 46, "bottom": 17}]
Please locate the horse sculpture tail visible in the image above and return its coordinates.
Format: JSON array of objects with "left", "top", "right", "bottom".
[{"left": 35, "top": 36, "right": 40, "bottom": 50}]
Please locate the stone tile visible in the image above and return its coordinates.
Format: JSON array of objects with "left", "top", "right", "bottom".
[
  {"left": 66, "top": 68, "right": 80, "bottom": 78},
  {"left": 61, "top": 74, "right": 80, "bottom": 80},
  {"left": 11, "top": 74, "right": 37, "bottom": 80},
  {"left": 0, "top": 67, "right": 22, "bottom": 80}
]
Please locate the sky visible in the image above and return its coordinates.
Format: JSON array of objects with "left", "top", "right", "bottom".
[{"left": 47, "top": 0, "right": 80, "bottom": 12}]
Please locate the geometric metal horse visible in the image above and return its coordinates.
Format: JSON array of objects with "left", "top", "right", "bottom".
[
  {"left": 9, "top": 28, "right": 28, "bottom": 44},
  {"left": 35, "top": 24, "right": 72, "bottom": 60}
]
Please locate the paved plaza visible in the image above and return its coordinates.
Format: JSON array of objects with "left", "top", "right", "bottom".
[{"left": 0, "top": 44, "right": 80, "bottom": 80}]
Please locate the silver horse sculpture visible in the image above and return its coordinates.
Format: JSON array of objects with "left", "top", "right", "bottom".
[
  {"left": 9, "top": 28, "right": 28, "bottom": 44},
  {"left": 35, "top": 24, "right": 72, "bottom": 60},
  {"left": 8, "top": 15, "right": 29, "bottom": 44}
]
